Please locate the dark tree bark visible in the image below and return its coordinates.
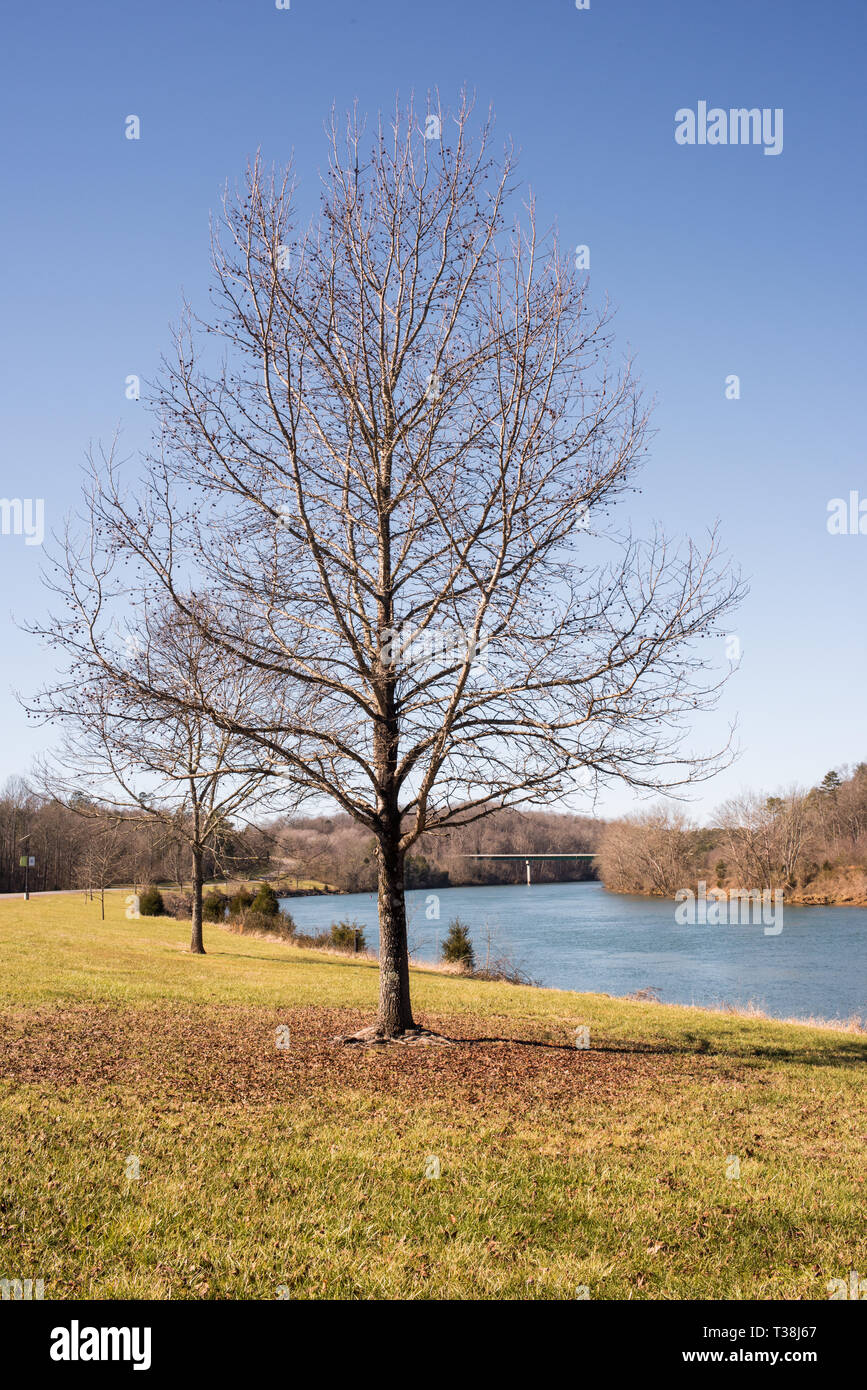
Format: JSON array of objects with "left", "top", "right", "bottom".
[
  {"left": 190, "top": 844, "right": 205, "bottom": 954},
  {"left": 375, "top": 836, "right": 414, "bottom": 1035}
]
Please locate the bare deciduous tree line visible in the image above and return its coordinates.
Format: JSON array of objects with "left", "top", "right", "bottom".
[
  {"left": 0, "top": 776, "right": 270, "bottom": 900},
  {"left": 596, "top": 763, "right": 867, "bottom": 897},
  {"left": 273, "top": 806, "right": 601, "bottom": 892}
]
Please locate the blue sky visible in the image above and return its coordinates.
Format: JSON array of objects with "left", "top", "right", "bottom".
[{"left": 1, "top": 0, "right": 865, "bottom": 819}]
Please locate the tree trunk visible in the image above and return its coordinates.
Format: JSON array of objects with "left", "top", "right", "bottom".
[
  {"left": 375, "top": 836, "right": 414, "bottom": 1036},
  {"left": 372, "top": 439, "right": 414, "bottom": 1036},
  {"left": 190, "top": 846, "right": 205, "bottom": 954}
]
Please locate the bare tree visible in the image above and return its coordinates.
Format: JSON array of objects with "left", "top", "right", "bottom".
[
  {"left": 832, "top": 763, "right": 867, "bottom": 856},
  {"left": 83, "top": 815, "right": 125, "bottom": 921},
  {"left": 716, "top": 793, "right": 779, "bottom": 890},
  {"left": 32, "top": 95, "right": 742, "bottom": 1037},
  {"left": 718, "top": 788, "right": 808, "bottom": 890},
  {"left": 765, "top": 789, "right": 809, "bottom": 885},
  {"left": 597, "top": 805, "right": 701, "bottom": 896},
  {"left": 29, "top": 599, "right": 295, "bottom": 953}
]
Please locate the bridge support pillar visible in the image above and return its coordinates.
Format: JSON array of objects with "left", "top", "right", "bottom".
[{"left": 526, "top": 859, "right": 531, "bottom": 885}]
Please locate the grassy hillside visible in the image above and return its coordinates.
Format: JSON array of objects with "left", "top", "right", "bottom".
[{"left": 0, "top": 892, "right": 863, "bottom": 1300}]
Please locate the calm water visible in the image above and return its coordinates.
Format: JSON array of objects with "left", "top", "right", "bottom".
[{"left": 280, "top": 881, "right": 867, "bottom": 1025}]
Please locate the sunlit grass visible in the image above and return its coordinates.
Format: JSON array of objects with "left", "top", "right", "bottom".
[{"left": 0, "top": 892, "right": 863, "bottom": 1300}]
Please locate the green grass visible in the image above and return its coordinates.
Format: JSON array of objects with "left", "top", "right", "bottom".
[{"left": 1, "top": 891, "right": 864, "bottom": 1300}]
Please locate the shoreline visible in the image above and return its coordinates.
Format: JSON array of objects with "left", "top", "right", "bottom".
[
  {"left": 279, "top": 878, "right": 867, "bottom": 908},
  {"left": 601, "top": 885, "right": 867, "bottom": 909},
  {"left": 217, "top": 918, "right": 867, "bottom": 1037},
  {"left": 7, "top": 889, "right": 861, "bottom": 1033}
]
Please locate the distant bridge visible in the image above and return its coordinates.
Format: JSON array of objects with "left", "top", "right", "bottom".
[{"left": 461, "top": 852, "right": 596, "bottom": 884}]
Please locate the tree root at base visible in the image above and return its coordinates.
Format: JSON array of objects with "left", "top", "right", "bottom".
[{"left": 331, "top": 1023, "right": 455, "bottom": 1047}]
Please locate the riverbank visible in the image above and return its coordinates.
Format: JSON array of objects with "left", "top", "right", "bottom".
[
  {"left": 785, "top": 864, "right": 867, "bottom": 906},
  {"left": 217, "top": 914, "right": 866, "bottom": 1034},
  {"left": 278, "top": 880, "right": 867, "bottom": 1026},
  {"left": 604, "top": 865, "right": 867, "bottom": 908}
]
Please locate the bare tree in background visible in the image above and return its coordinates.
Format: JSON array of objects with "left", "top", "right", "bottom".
[
  {"left": 717, "top": 789, "right": 808, "bottom": 891},
  {"left": 32, "top": 94, "right": 742, "bottom": 1037},
  {"left": 597, "top": 806, "right": 703, "bottom": 897},
  {"left": 765, "top": 790, "right": 809, "bottom": 886},
  {"left": 29, "top": 599, "right": 294, "bottom": 953},
  {"left": 81, "top": 815, "right": 124, "bottom": 921}
]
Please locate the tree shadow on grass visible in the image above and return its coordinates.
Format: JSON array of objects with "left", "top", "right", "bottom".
[
  {"left": 736, "top": 1042, "right": 867, "bottom": 1067},
  {"left": 432, "top": 1031, "right": 867, "bottom": 1066},
  {"left": 436, "top": 1033, "right": 696, "bottom": 1057}
]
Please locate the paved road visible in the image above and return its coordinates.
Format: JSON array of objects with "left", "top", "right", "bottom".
[{"left": 0, "top": 888, "right": 132, "bottom": 900}]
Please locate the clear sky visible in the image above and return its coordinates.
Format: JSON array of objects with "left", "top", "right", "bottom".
[{"left": 1, "top": 0, "right": 865, "bottom": 820}]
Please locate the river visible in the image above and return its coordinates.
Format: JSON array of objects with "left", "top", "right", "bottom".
[{"left": 279, "top": 880, "right": 867, "bottom": 1025}]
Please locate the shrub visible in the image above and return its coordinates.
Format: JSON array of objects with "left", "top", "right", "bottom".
[
  {"left": 226, "top": 907, "right": 296, "bottom": 939},
  {"left": 163, "top": 892, "right": 192, "bottom": 919},
  {"left": 441, "top": 918, "right": 474, "bottom": 972},
  {"left": 228, "top": 888, "right": 254, "bottom": 917},
  {"left": 330, "top": 920, "right": 365, "bottom": 951},
  {"left": 247, "top": 909, "right": 294, "bottom": 938},
  {"left": 270, "top": 910, "right": 297, "bottom": 939},
  {"left": 249, "top": 883, "right": 281, "bottom": 917},
  {"left": 202, "top": 890, "right": 228, "bottom": 922},
  {"left": 470, "top": 956, "right": 539, "bottom": 986},
  {"left": 288, "top": 921, "right": 364, "bottom": 952},
  {"left": 138, "top": 886, "right": 165, "bottom": 917},
  {"left": 292, "top": 929, "right": 332, "bottom": 949}
]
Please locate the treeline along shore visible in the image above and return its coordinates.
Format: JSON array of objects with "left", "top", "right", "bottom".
[
  {"left": 3, "top": 763, "right": 867, "bottom": 907},
  {"left": 596, "top": 762, "right": 867, "bottom": 907}
]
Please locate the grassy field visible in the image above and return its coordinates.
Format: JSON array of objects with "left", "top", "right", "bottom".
[{"left": 0, "top": 891, "right": 864, "bottom": 1300}]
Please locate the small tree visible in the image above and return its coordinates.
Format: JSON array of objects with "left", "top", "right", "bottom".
[
  {"left": 75, "top": 814, "right": 124, "bottom": 920},
  {"left": 250, "top": 883, "right": 281, "bottom": 917},
  {"left": 228, "top": 887, "right": 255, "bottom": 917},
  {"left": 138, "top": 886, "right": 165, "bottom": 917},
  {"left": 330, "top": 920, "right": 366, "bottom": 952},
  {"left": 202, "top": 889, "right": 228, "bottom": 922},
  {"left": 29, "top": 598, "right": 301, "bottom": 954},
  {"left": 441, "top": 918, "right": 475, "bottom": 972}
]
